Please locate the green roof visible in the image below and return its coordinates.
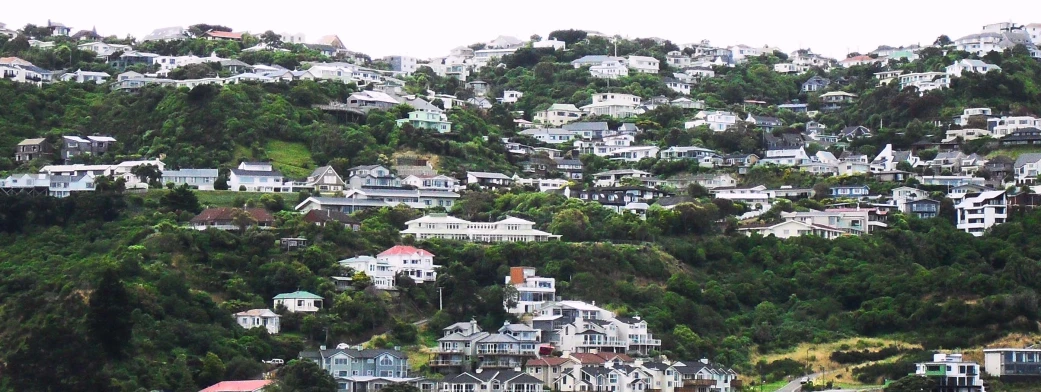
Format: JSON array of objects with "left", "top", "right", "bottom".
[{"left": 273, "top": 290, "right": 322, "bottom": 300}]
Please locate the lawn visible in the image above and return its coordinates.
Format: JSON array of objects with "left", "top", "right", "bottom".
[
  {"left": 987, "top": 146, "right": 1041, "bottom": 159},
  {"left": 264, "top": 140, "right": 316, "bottom": 178},
  {"left": 144, "top": 190, "right": 297, "bottom": 208}
]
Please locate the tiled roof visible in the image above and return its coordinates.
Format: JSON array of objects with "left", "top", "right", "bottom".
[
  {"left": 199, "top": 380, "right": 274, "bottom": 392},
  {"left": 526, "top": 357, "right": 574, "bottom": 367}
]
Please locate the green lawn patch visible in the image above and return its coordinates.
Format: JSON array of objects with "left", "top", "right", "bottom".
[
  {"left": 987, "top": 146, "right": 1041, "bottom": 159},
  {"left": 264, "top": 140, "right": 316, "bottom": 178}
]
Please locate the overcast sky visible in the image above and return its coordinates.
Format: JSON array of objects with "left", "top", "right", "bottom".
[{"left": 4, "top": 0, "right": 1038, "bottom": 59}]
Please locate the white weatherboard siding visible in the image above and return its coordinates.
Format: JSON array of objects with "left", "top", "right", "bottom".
[{"left": 401, "top": 215, "right": 560, "bottom": 242}]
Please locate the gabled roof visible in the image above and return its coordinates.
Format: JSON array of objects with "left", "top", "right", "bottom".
[
  {"left": 199, "top": 380, "right": 274, "bottom": 392},
  {"left": 1014, "top": 153, "right": 1041, "bottom": 168},
  {"left": 563, "top": 122, "right": 610, "bottom": 132},
  {"left": 234, "top": 309, "right": 278, "bottom": 318},
  {"left": 205, "top": 30, "right": 243, "bottom": 40},
  {"left": 527, "top": 357, "right": 575, "bottom": 367},
  {"left": 570, "top": 353, "right": 607, "bottom": 364},
  {"left": 468, "top": 171, "right": 511, "bottom": 180}
]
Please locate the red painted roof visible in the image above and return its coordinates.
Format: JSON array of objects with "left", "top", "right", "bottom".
[
  {"left": 570, "top": 353, "right": 607, "bottom": 364},
  {"left": 378, "top": 245, "right": 434, "bottom": 257},
  {"left": 597, "top": 352, "right": 634, "bottom": 362},
  {"left": 198, "top": 380, "right": 273, "bottom": 392},
  {"left": 206, "top": 30, "right": 243, "bottom": 40}
]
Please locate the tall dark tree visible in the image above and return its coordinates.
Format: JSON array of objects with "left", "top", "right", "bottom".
[
  {"left": 548, "top": 29, "right": 588, "bottom": 46},
  {"left": 277, "top": 359, "right": 337, "bottom": 392},
  {"left": 88, "top": 268, "right": 134, "bottom": 358}
]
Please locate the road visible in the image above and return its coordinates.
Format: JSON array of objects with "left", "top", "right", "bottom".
[{"left": 775, "top": 373, "right": 822, "bottom": 392}]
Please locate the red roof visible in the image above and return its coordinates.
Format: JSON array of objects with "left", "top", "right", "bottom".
[
  {"left": 596, "top": 352, "right": 634, "bottom": 362},
  {"left": 841, "top": 55, "right": 876, "bottom": 63},
  {"left": 199, "top": 380, "right": 273, "bottom": 392},
  {"left": 206, "top": 30, "right": 243, "bottom": 40},
  {"left": 526, "top": 357, "right": 575, "bottom": 367},
  {"left": 570, "top": 353, "right": 607, "bottom": 364},
  {"left": 378, "top": 245, "right": 434, "bottom": 257}
]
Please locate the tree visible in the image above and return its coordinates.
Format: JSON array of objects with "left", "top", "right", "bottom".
[
  {"left": 277, "top": 359, "right": 338, "bottom": 392},
  {"left": 884, "top": 375, "right": 935, "bottom": 392},
  {"left": 687, "top": 183, "right": 710, "bottom": 198},
  {"left": 161, "top": 184, "right": 202, "bottom": 213},
  {"left": 231, "top": 208, "right": 258, "bottom": 233},
  {"left": 197, "top": 352, "right": 227, "bottom": 388},
  {"left": 548, "top": 29, "right": 588, "bottom": 46},
  {"left": 549, "top": 208, "right": 591, "bottom": 241},
  {"left": 214, "top": 176, "right": 230, "bottom": 190},
  {"left": 88, "top": 268, "right": 133, "bottom": 358},
  {"left": 131, "top": 164, "right": 163, "bottom": 187},
  {"left": 933, "top": 35, "right": 953, "bottom": 47},
  {"left": 261, "top": 30, "right": 283, "bottom": 47}
]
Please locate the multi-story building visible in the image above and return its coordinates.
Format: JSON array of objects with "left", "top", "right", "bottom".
[
  {"left": 340, "top": 246, "right": 439, "bottom": 289},
  {"left": 626, "top": 55, "right": 660, "bottom": 73},
  {"left": 534, "top": 104, "right": 584, "bottom": 126},
  {"left": 162, "top": 169, "right": 219, "bottom": 191},
  {"left": 914, "top": 353, "right": 984, "bottom": 392},
  {"left": 440, "top": 370, "right": 543, "bottom": 392},
  {"left": 397, "top": 111, "right": 452, "bottom": 133},
  {"left": 60, "top": 135, "right": 115, "bottom": 163},
  {"left": 402, "top": 174, "right": 458, "bottom": 191},
  {"left": 659, "top": 146, "right": 719, "bottom": 161},
  {"left": 14, "top": 138, "right": 53, "bottom": 163},
  {"left": 505, "top": 267, "right": 556, "bottom": 315},
  {"left": 432, "top": 320, "right": 489, "bottom": 374},
  {"left": 531, "top": 301, "right": 661, "bottom": 356},
  {"left": 475, "top": 323, "right": 540, "bottom": 370},
  {"left": 229, "top": 162, "right": 286, "bottom": 192},
  {"left": 984, "top": 348, "right": 1041, "bottom": 380},
  {"left": 781, "top": 208, "right": 888, "bottom": 235},
  {"left": 273, "top": 291, "right": 323, "bottom": 313},
  {"left": 348, "top": 165, "right": 401, "bottom": 189},
  {"left": 386, "top": 55, "right": 418, "bottom": 74},
  {"left": 401, "top": 214, "right": 561, "bottom": 242},
  {"left": 956, "top": 190, "right": 1008, "bottom": 236},
  {"left": 300, "top": 346, "right": 428, "bottom": 392}
]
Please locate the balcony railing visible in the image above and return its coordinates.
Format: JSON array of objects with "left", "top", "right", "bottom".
[
  {"left": 429, "top": 359, "right": 466, "bottom": 367},
  {"left": 477, "top": 348, "right": 536, "bottom": 355},
  {"left": 684, "top": 379, "right": 715, "bottom": 387},
  {"left": 630, "top": 338, "right": 662, "bottom": 345},
  {"left": 578, "top": 338, "right": 627, "bottom": 347},
  {"left": 480, "top": 360, "right": 524, "bottom": 368}
]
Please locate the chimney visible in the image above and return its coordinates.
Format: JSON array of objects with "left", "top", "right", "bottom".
[
  {"left": 700, "top": 358, "right": 709, "bottom": 365},
  {"left": 320, "top": 345, "right": 327, "bottom": 350},
  {"left": 510, "top": 267, "right": 527, "bottom": 284},
  {"left": 476, "top": 368, "right": 484, "bottom": 374}
]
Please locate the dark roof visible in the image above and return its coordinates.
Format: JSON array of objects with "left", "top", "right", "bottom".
[
  {"left": 641, "top": 362, "right": 671, "bottom": 371},
  {"left": 655, "top": 196, "right": 695, "bottom": 207},
  {"left": 563, "top": 122, "right": 609, "bottom": 132},
  {"left": 190, "top": 208, "right": 274, "bottom": 224},
  {"left": 615, "top": 316, "right": 644, "bottom": 324},
  {"left": 230, "top": 168, "right": 283, "bottom": 177},
  {"left": 443, "top": 370, "right": 541, "bottom": 384},
  {"left": 303, "top": 209, "right": 360, "bottom": 225},
  {"left": 526, "top": 357, "right": 574, "bottom": 367}
]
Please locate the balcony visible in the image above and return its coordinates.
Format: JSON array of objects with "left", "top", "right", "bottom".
[
  {"left": 630, "top": 338, "right": 662, "bottom": 345},
  {"left": 730, "top": 380, "right": 742, "bottom": 388},
  {"left": 578, "top": 338, "right": 627, "bottom": 347},
  {"left": 429, "top": 359, "right": 466, "bottom": 367},
  {"left": 683, "top": 379, "right": 715, "bottom": 387},
  {"left": 480, "top": 359, "right": 524, "bottom": 368},
  {"left": 477, "top": 348, "right": 535, "bottom": 355}
]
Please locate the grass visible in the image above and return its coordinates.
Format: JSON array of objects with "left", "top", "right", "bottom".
[
  {"left": 987, "top": 146, "right": 1041, "bottom": 159},
  {"left": 144, "top": 189, "right": 298, "bottom": 208},
  {"left": 264, "top": 140, "right": 315, "bottom": 178},
  {"left": 761, "top": 380, "right": 788, "bottom": 392},
  {"left": 753, "top": 337, "right": 920, "bottom": 388}
]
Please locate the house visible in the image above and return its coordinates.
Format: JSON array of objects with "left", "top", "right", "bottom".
[
  {"left": 589, "top": 59, "right": 630, "bottom": 79},
  {"left": 302, "top": 209, "right": 361, "bottom": 230},
  {"left": 501, "top": 90, "right": 524, "bottom": 104},
  {"left": 983, "top": 348, "right": 1041, "bottom": 379},
  {"left": 340, "top": 245, "right": 439, "bottom": 289},
  {"left": 348, "top": 165, "right": 401, "bottom": 189},
  {"left": 59, "top": 69, "right": 110, "bottom": 84},
  {"left": 781, "top": 208, "right": 887, "bottom": 235},
  {"left": 608, "top": 146, "right": 659, "bottom": 162},
  {"left": 775, "top": 63, "right": 810, "bottom": 74},
  {"left": 14, "top": 138, "right": 53, "bottom": 163},
  {"left": 190, "top": 208, "right": 275, "bottom": 231},
  {"left": 580, "top": 98, "right": 641, "bottom": 118},
  {"left": 234, "top": 309, "right": 280, "bottom": 334},
  {"left": 760, "top": 148, "right": 810, "bottom": 166},
  {"left": 526, "top": 357, "right": 578, "bottom": 386},
  {"left": 956, "top": 190, "right": 1008, "bottom": 236},
  {"left": 142, "top": 26, "right": 188, "bottom": 41},
  {"left": 273, "top": 291, "right": 322, "bottom": 313},
  {"left": 46, "top": 20, "right": 71, "bottom": 36},
  {"left": 946, "top": 59, "right": 1001, "bottom": 77},
  {"left": 397, "top": 111, "right": 452, "bottom": 133},
  {"left": 664, "top": 77, "right": 691, "bottom": 95},
  {"left": 1000, "top": 127, "right": 1041, "bottom": 146},
  {"left": 801, "top": 76, "right": 830, "bottom": 92},
  {"left": 829, "top": 185, "right": 870, "bottom": 198},
  {"left": 684, "top": 67, "right": 716, "bottom": 81},
  {"left": 343, "top": 188, "right": 459, "bottom": 209},
  {"left": 820, "top": 91, "right": 857, "bottom": 111},
  {"left": 989, "top": 115, "right": 1041, "bottom": 137},
  {"left": 305, "top": 166, "right": 346, "bottom": 193},
  {"left": 347, "top": 91, "right": 400, "bottom": 111},
  {"left": 40, "top": 173, "right": 96, "bottom": 198},
  {"left": 659, "top": 146, "right": 719, "bottom": 164},
  {"left": 984, "top": 155, "right": 1014, "bottom": 187},
  {"left": 60, "top": 135, "right": 115, "bottom": 162},
  {"left": 430, "top": 320, "right": 489, "bottom": 373},
  {"left": 467, "top": 171, "right": 514, "bottom": 189},
  {"left": 161, "top": 169, "right": 219, "bottom": 190},
  {"left": 520, "top": 128, "right": 575, "bottom": 144},
  {"left": 684, "top": 173, "right": 737, "bottom": 189},
  {"left": 1014, "top": 153, "right": 1041, "bottom": 185},
  {"left": 899, "top": 72, "right": 950, "bottom": 92},
  {"left": 571, "top": 186, "right": 670, "bottom": 214},
  {"left": 891, "top": 186, "right": 928, "bottom": 211},
  {"left": 537, "top": 302, "right": 662, "bottom": 355},
  {"left": 229, "top": 162, "right": 286, "bottom": 192},
  {"left": 299, "top": 347, "right": 415, "bottom": 388},
  {"left": 204, "top": 30, "right": 243, "bottom": 41},
  {"left": 686, "top": 110, "right": 737, "bottom": 131},
  {"left": 198, "top": 380, "right": 274, "bottom": 392},
  {"left": 672, "top": 359, "right": 741, "bottom": 392},
  {"left": 839, "top": 55, "right": 880, "bottom": 68},
  {"left": 592, "top": 169, "right": 657, "bottom": 187},
  {"left": 439, "top": 370, "right": 544, "bottom": 392},
  {"left": 906, "top": 199, "right": 941, "bottom": 219},
  {"left": 534, "top": 104, "right": 583, "bottom": 126},
  {"left": 626, "top": 55, "right": 660, "bottom": 73},
  {"left": 506, "top": 267, "right": 556, "bottom": 315},
  {"left": 400, "top": 214, "right": 561, "bottom": 242},
  {"left": 839, "top": 125, "right": 873, "bottom": 140},
  {"left": 913, "top": 353, "right": 984, "bottom": 392},
  {"left": 745, "top": 114, "right": 782, "bottom": 131},
  {"left": 402, "top": 174, "right": 458, "bottom": 191},
  {"left": 554, "top": 158, "right": 584, "bottom": 180}
]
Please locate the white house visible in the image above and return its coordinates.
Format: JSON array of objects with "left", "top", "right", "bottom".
[
  {"left": 305, "top": 166, "right": 346, "bottom": 193},
  {"left": 946, "top": 59, "right": 1001, "bottom": 77},
  {"left": 580, "top": 100, "right": 640, "bottom": 118},
  {"left": 520, "top": 128, "right": 576, "bottom": 144},
  {"left": 534, "top": 104, "right": 584, "bottom": 126},
  {"left": 501, "top": 90, "right": 524, "bottom": 104},
  {"left": 402, "top": 174, "right": 458, "bottom": 191},
  {"left": 77, "top": 42, "right": 132, "bottom": 57},
  {"left": 914, "top": 353, "right": 984, "bottom": 391},
  {"left": 234, "top": 309, "right": 280, "bottom": 334},
  {"left": 533, "top": 39, "right": 566, "bottom": 50},
  {"left": 626, "top": 55, "right": 660, "bottom": 73},
  {"left": 899, "top": 72, "right": 950, "bottom": 92},
  {"left": 400, "top": 214, "right": 561, "bottom": 242},
  {"left": 229, "top": 162, "right": 286, "bottom": 192},
  {"left": 760, "top": 148, "right": 810, "bottom": 166},
  {"left": 467, "top": 171, "right": 514, "bottom": 189},
  {"left": 686, "top": 110, "right": 737, "bottom": 131},
  {"left": 590, "top": 59, "right": 630, "bottom": 79},
  {"left": 664, "top": 77, "right": 691, "bottom": 95},
  {"left": 340, "top": 245, "right": 439, "bottom": 289},
  {"left": 162, "top": 169, "right": 219, "bottom": 190},
  {"left": 505, "top": 267, "right": 556, "bottom": 315},
  {"left": 956, "top": 190, "right": 1008, "bottom": 236},
  {"left": 273, "top": 291, "right": 323, "bottom": 313}
]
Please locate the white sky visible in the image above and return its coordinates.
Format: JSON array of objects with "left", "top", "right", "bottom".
[{"left": 3, "top": 0, "right": 1039, "bottom": 59}]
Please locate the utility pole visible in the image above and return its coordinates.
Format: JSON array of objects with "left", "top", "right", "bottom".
[{"left": 438, "top": 287, "right": 443, "bottom": 310}]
